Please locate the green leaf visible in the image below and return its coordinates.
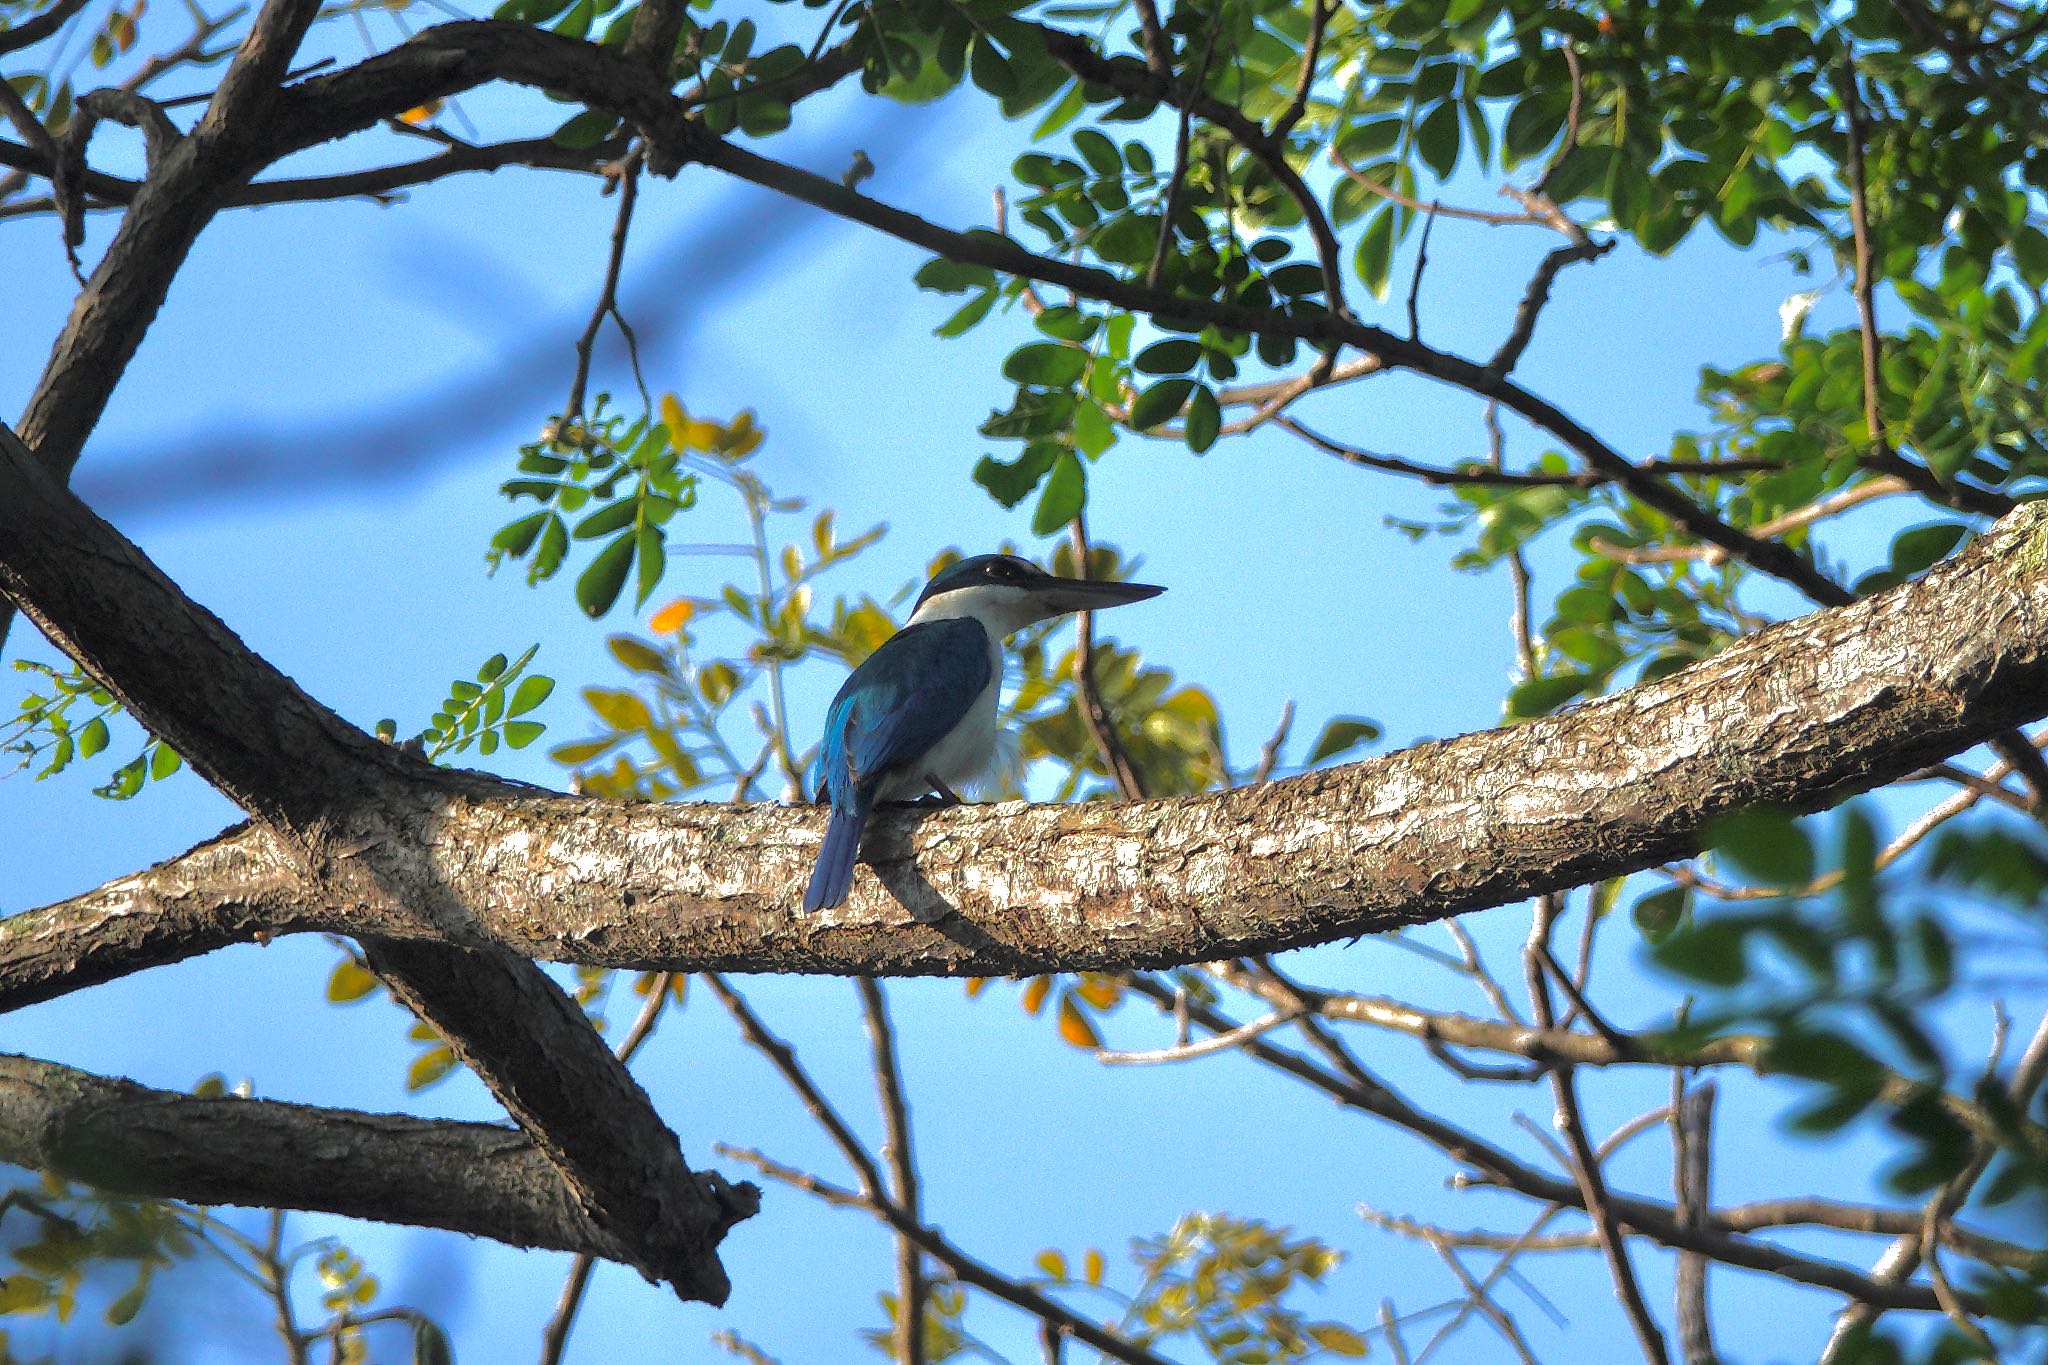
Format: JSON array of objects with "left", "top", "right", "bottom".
[
  {"left": 407, "top": 1046, "right": 458, "bottom": 1092},
  {"left": 1073, "top": 128, "right": 1120, "bottom": 176},
  {"left": 1003, "top": 342, "right": 1087, "bottom": 387},
  {"left": 1710, "top": 808, "right": 1814, "bottom": 887},
  {"left": 1129, "top": 377, "right": 1196, "bottom": 430},
  {"left": 1134, "top": 339, "right": 1201, "bottom": 375},
  {"left": 414, "top": 1320, "right": 455, "bottom": 1365},
  {"left": 149, "top": 743, "right": 182, "bottom": 780},
  {"left": 550, "top": 738, "right": 620, "bottom": 765},
  {"left": 1505, "top": 672, "right": 1590, "bottom": 718},
  {"left": 935, "top": 289, "right": 997, "bottom": 337},
  {"left": 1182, "top": 384, "right": 1220, "bottom": 453},
  {"left": 77, "top": 715, "right": 108, "bottom": 758},
  {"left": 634, "top": 523, "right": 666, "bottom": 606},
  {"left": 503, "top": 720, "right": 546, "bottom": 749},
  {"left": 915, "top": 259, "right": 996, "bottom": 294},
  {"left": 973, "top": 444, "right": 1059, "bottom": 507},
  {"left": 573, "top": 497, "right": 638, "bottom": 540},
  {"left": 576, "top": 534, "right": 636, "bottom": 618},
  {"left": 552, "top": 108, "right": 619, "bottom": 149},
  {"left": 1353, "top": 207, "right": 1396, "bottom": 300},
  {"left": 509, "top": 675, "right": 556, "bottom": 716},
  {"left": 1414, "top": 100, "right": 1461, "bottom": 180},
  {"left": 1305, "top": 717, "right": 1381, "bottom": 766},
  {"left": 1887, "top": 522, "right": 1968, "bottom": 577},
  {"left": 1653, "top": 919, "right": 1748, "bottom": 987},
  {"left": 1631, "top": 884, "right": 1689, "bottom": 943},
  {"left": 1031, "top": 451, "right": 1086, "bottom": 535}
]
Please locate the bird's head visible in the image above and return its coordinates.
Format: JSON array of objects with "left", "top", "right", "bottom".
[{"left": 906, "top": 553, "right": 1164, "bottom": 637}]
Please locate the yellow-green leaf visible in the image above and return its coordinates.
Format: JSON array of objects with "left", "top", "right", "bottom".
[{"left": 327, "top": 959, "right": 378, "bottom": 1003}]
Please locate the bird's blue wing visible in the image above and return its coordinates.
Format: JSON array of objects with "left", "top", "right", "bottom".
[{"left": 817, "top": 618, "right": 991, "bottom": 802}]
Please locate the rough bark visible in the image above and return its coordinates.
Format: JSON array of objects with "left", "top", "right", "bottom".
[
  {"left": 0, "top": 422, "right": 749, "bottom": 1303},
  {"left": 0, "top": 1054, "right": 621, "bottom": 1258},
  {"left": 9, "top": 498, "right": 2048, "bottom": 1007}
]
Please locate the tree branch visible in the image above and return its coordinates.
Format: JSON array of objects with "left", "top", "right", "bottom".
[
  {"left": 12, "top": 496, "right": 2048, "bottom": 1004},
  {"left": 0, "top": 421, "right": 750, "bottom": 1301},
  {"left": 0, "top": 1053, "right": 614, "bottom": 1259}
]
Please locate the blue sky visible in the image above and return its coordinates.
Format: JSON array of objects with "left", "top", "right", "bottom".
[{"left": 0, "top": 31, "right": 2021, "bottom": 1364}]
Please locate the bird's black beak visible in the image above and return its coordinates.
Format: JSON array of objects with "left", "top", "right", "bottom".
[{"left": 1035, "top": 576, "right": 1166, "bottom": 617}]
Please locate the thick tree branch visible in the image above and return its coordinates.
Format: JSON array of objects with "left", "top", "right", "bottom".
[
  {"left": 0, "top": 422, "right": 748, "bottom": 1301},
  {"left": 0, "top": 1053, "right": 617, "bottom": 1259},
  {"left": 13, "top": 498, "right": 2048, "bottom": 1005}
]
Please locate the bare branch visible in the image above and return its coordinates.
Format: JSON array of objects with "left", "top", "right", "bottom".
[
  {"left": 858, "top": 979, "right": 928, "bottom": 1365},
  {"left": 1672, "top": 1082, "right": 1716, "bottom": 1365},
  {"left": 0, "top": 0, "right": 91, "bottom": 56},
  {"left": 721, "top": 1146, "right": 1175, "bottom": 1365},
  {"left": 1068, "top": 513, "right": 1148, "bottom": 799},
  {"left": 0, "top": 1053, "right": 607, "bottom": 1258},
  {"left": 1420, "top": 1230, "right": 1540, "bottom": 1365},
  {"left": 1523, "top": 897, "right": 1670, "bottom": 1365},
  {"left": 1838, "top": 56, "right": 2012, "bottom": 520},
  {"left": 564, "top": 145, "right": 644, "bottom": 422}
]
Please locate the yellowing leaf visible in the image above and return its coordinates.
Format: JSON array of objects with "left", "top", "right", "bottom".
[
  {"left": 406, "top": 1046, "right": 457, "bottom": 1092},
  {"left": 1084, "top": 1247, "right": 1105, "bottom": 1285},
  {"left": 720, "top": 409, "right": 764, "bottom": 456},
  {"left": 1020, "top": 975, "right": 1052, "bottom": 1016},
  {"left": 660, "top": 394, "right": 688, "bottom": 447},
  {"left": 1057, "top": 993, "right": 1102, "bottom": 1048},
  {"left": 963, "top": 977, "right": 989, "bottom": 998},
  {"left": 683, "top": 419, "right": 723, "bottom": 451},
  {"left": 1308, "top": 1323, "right": 1369, "bottom": 1356},
  {"left": 1035, "top": 1249, "right": 1067, "bottom": 1279},
  {"left": 1074, "top": 973, "right": 1123, "bottom": 1009},
  {"left": 582, "top": 686, "right": 652, "bottom": 732},
  {"left": 397, "top": 100, "right": 441, "bottom": 124},
  {"left": 327, "top": 959, "right": 377, "bottom": 1003},
  {"left": 649, "top": 598, "right": 700, "bottom": 634}
]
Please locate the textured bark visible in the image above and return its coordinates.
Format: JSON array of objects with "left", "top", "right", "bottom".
[
  {"left": 0, "top": 424, "right": 746, "bottom": 1302},
  {"left": 9, "top": 501, "right": 2048, "bottom": 1008},
  {"left": 0, "top": 1054, "right": 620, "bottom": 1257}
]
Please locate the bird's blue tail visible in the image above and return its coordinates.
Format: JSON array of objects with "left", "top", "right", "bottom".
[{"left": 803, "top": 791, "right": 874, "bottom": 912}]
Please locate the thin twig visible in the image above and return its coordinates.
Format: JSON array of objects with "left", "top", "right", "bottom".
[
  {"left": 0, "top": 0, "right": 90, "bottom": 56},
  {"left": 1066, "top": 514, "right": 1147, "bottom": 799},
  {"left": 858, "top": 979, "right": 928, "bottom": 1365},
  {"left": 1406, "top": 201, "right": 1438, "bottom": 342},
  {"left": 1525, "top": 896, "right": 1670, "bottom": 1364},
  {"left": 1248, "top": 699, "right": 1294, "bottom": 785},
  {"left": 1838, "top": 55, "right": 2011, "bottom": 519},
  {"left": 563, "top": 146, "right": 644, "bottom": 423},
  {"left": 1486, "top": 402, "right": 1537, "bottom": 683},
  {"left": 1097, "top": 1007, "right": 1302, "bottom": 1065},
  {"left": 1277, "top": 416, "right": 1779, "bottom": 491},
  {"left": 1420, "top": 1231, "right": 1539, "bottom": 1365},
  {"left": 1143, "top": 3, "right": 1218, "bottom": 292},
  {"left": 720, "top": 1147, "right": 1173, "bottom": 1365},
  {"left": 1589, "top": 475, "right": 1909, "bottom": 566}
]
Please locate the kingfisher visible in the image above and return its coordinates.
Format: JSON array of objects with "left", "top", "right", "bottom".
[{"left": 803, "top": 553, "right": 1164, "bottom": 912}]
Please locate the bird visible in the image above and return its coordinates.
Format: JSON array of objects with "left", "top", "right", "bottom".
[{"left": 803, "top": 553, "right": 1164, "bottom": 912}]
